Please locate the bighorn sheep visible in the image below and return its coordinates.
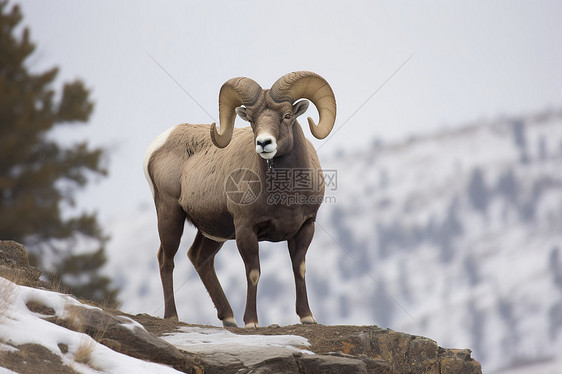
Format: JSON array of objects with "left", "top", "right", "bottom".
[{"left": 143, "top": 71, "right": 336, "bottom": 327}]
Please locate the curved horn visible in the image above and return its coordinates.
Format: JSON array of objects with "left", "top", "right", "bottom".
[
  {"left": 210, "top": 77, "right": 262, "bottom": 148},
  {"left": 269, "top": 71, "right": 336, "bottom": 139}
]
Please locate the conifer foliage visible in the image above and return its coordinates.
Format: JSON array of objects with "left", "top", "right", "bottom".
[{"left": 0, "top": 1, "right": 119, "bottom": 306}]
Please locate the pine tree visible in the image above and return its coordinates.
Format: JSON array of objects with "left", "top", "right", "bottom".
[{"left": 0, "top": 1, "right": 119, "bottom": 306}]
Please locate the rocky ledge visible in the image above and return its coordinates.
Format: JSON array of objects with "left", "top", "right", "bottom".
[
  {"left": 137, "top": 314, "right": 482, "bottom": 374},
  {"left": 0, "top": 240, "right": 481, "bottom": 373}
]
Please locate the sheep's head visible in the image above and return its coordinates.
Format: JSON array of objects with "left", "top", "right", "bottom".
[{"left": 210, "top": 71, "right": 336, "bottom": 159}]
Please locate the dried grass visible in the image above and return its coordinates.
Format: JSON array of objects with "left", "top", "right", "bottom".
[
  {"left": 0, "top": 277, "right": 17, "bottom": 320},
  {"left": 67, "top": 308, "right": 107, "bottom": 371},
  {"left": 1, "top": 275, "right": 104, "bottom": 370},
  {"left": 47, "top": 273, "right": 70, "bottom": 295},
  {"left": 73, "top": 336, "right": 97, "bottom": 368},
  {"left": 63, "top": 304, "right": 88, "bottom": 333},
  {"left": 63, "top": 304, "right": 110, "bottom": 343},
  {"left": 0, "top": 268, "right": 28, "bottom": 287}
]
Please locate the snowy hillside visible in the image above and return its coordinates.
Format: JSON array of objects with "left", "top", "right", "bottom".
[
  {"left": 105, "top": 108, "right": 562, "bottom": 373},
  {"left": 0, "top": 277, "right": 181, "bottom": 373}
]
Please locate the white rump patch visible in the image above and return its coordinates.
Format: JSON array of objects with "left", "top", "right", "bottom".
[{"left": 143, "top": 126, "right": 176, "bottom": 197}]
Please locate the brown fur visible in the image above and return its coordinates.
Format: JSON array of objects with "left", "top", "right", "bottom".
[{"left": 146, "top": 90, "right": 326, "bottom": 327}]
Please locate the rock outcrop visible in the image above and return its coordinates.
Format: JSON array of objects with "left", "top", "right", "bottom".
[
  {"left": 0, "top": 241, "right": 481, "bottom": 373},
  {"left": 0, "top": 240, "right": 44, "bottom": 288}
]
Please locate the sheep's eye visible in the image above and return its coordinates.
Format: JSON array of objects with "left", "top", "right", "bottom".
[{"left": 284, "top": 113, "right": 291, "bottom": 119}]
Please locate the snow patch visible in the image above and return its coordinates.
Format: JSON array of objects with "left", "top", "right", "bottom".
[
  {"left": 162, "top": 326, "right": 312, "bottom": 355},
  {"left": 0, "top": 277, "right": 181, "bottom": 373}
]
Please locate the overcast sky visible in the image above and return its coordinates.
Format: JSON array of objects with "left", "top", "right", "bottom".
[{"left": 16, "top": 0, "right": 562, "bottom": 227}]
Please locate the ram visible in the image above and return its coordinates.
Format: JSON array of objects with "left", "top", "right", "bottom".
[{"left": 143, "top": 71, "right": 336, "bottom": 327}]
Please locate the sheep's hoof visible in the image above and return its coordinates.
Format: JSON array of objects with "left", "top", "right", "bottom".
[
  {"left": 245, "top": 322, "right": 259, "bottom": 328},
  {"left": 222, "top": 317, "right": 238, "bottom": 328},
  {"left": 300, "top": 315, "right": 317, "bottom": 324},
  {"left": 164, "top": 314, "right": 179, "bottom": 322}
]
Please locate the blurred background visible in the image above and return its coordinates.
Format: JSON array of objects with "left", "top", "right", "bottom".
[{"left": 2, "top": 1, "right": 562, "bottom": 372}]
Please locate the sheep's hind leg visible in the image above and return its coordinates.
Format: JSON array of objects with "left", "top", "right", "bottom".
[
  {"left": 288, "top": 219, "right": 317, "bottom": 324},
  {"left": 187, "top": 230, "right": 236, "bottom": 327},
  {"left": 157, "top": 203, "right": 186, "bottom": 321}
]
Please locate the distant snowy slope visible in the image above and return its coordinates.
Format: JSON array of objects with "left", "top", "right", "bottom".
[{"left": 105, "top": 109, "right": 562, "bottom": 373}]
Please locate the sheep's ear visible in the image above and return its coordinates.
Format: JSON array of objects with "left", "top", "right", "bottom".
[
  {"left": 293, "top": 100, "right": 309, "bottom": 118},
  {"left": 235, "top": 106, "right": 250, "bottom": 122}
]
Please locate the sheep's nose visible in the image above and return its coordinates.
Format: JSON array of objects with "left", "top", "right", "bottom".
[
  {"left": 255, "top": 134, "right": 277, "bottom": 159},
  {"left": 257, "top": 138, "right": 272, "bottom": 148}
]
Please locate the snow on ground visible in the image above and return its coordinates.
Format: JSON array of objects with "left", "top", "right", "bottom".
[
  {"left": 0, "top": 277, "right": 181, "bottom": 374},
  {"left": 162, "top": 325, "right": 312, "bottom": 354},
  {"left": 162, "top": 326, "right": 313, "bottom": 369},
  {"left": 0, "top": 276, "right": 316, "bottom": 373}
]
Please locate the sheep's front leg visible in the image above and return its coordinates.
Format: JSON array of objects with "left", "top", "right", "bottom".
[
  {"left": 288, "top": 218, "right": 317, "bottom": 324},
  {"left": 236, "top": 226, "right": 260, "bottom": 328}
]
